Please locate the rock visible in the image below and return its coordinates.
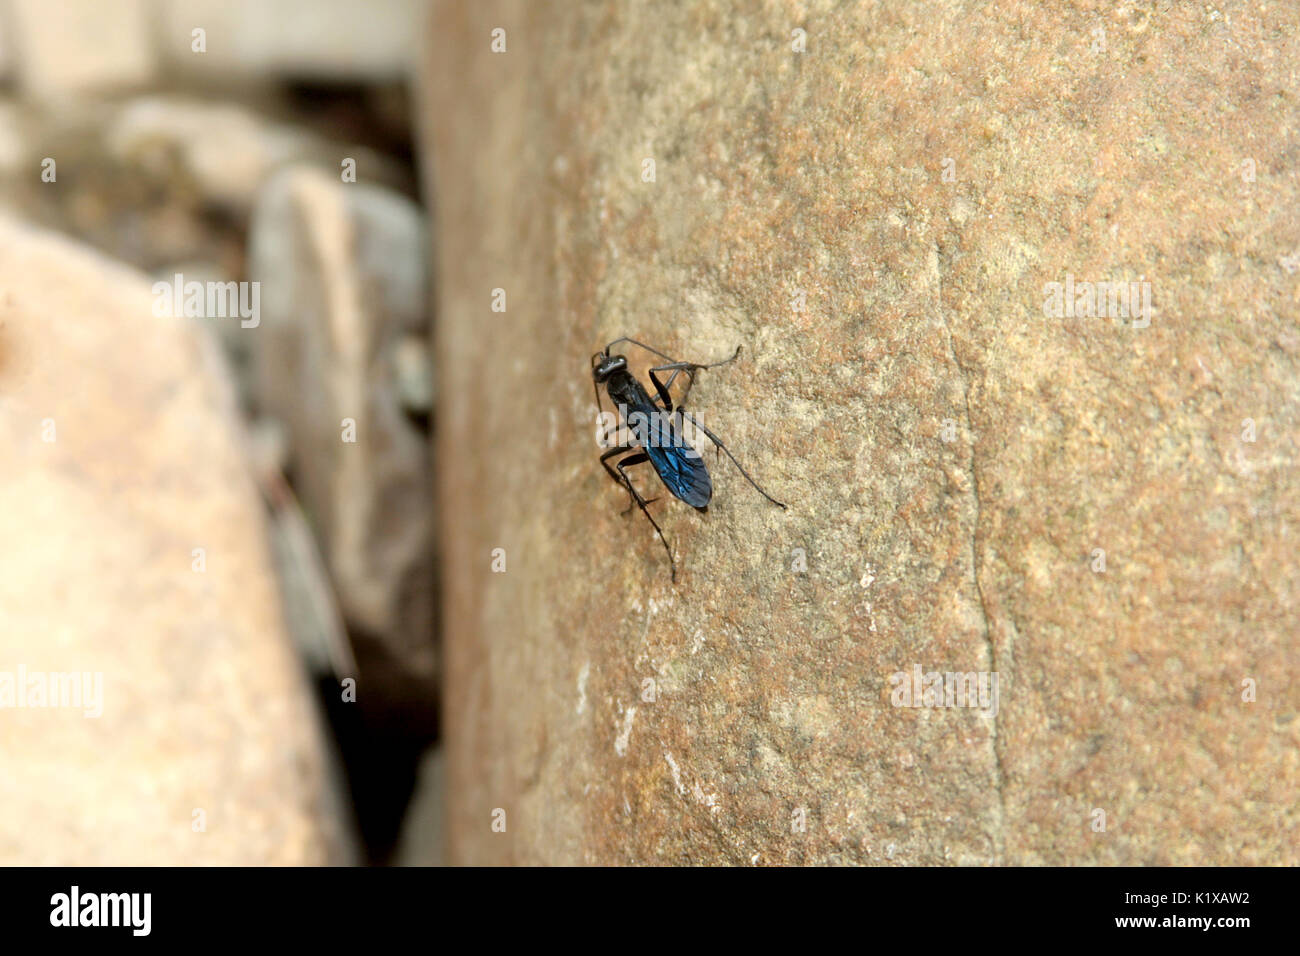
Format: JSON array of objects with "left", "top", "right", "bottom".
[
  {"left": 5, "top": 0, "right": 420, "bottom": 93},
  {"left": 0, "top": 92, "right": 412, "bottom": 331},
  {"left": 252, "top": 423, "right": 358, "bottom": 682},
  {"left": 1, "top": 97, "right": 238, "bottom": 275},
  {"left": 0, "top": 17, "right": 11, "bottom": 87},
  {"left": 0, "top": 217, "right": 355, "bottom": 864},
  {"left": 0, "top": 102, "right": 26, "bottom": 175},
  {"left": 394, "top": 332, "right": 435, "bottom": 416},
  {"left": 157, "top": 0, "right": 422, "bottom": 82},
  {"left": 423, "top": 1, "right": 1300, "bottom": 865},
  {"left": 7, "top": 0, "right": 155, "bottom": 97},
  {"left": 106, "top": 96, "right": 409, "bottom": 218},
  {"left": 248, "top": 166, "right": 436, "bottom": 730}
]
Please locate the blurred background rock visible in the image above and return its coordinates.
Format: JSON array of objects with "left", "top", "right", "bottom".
[{"left": 0, "top": 0, "right": 439, "bottom": 864}]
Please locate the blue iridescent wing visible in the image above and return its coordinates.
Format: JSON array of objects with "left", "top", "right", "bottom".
[{"left": 639, "top": 407, "right": 712, "bottom": 508}]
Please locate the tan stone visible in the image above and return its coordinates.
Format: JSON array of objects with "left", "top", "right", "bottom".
[
  {"left": 7, "top": 0, "right": 155, "bottom": 97},
  {"left": 156, "top": 0, "right": 423, "bottom": 82},
  {"left": 0, "top": 218, "right": 354, "bottom": 864},
  {"left": 423, "top": 1, "right": 1299, "bottom": 865}
]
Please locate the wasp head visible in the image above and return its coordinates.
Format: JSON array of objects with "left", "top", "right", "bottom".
[{"left": 591, "top": 352, "right": 628, "bottom": 384}]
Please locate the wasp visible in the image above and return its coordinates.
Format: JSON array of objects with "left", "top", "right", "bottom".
[{"left": 591, "top": 337, "right": 786, "bottom": 581}]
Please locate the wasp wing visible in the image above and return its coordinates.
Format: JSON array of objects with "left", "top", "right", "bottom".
[{"left": 638, "top": 405, "right": 712, "bottom": 509}]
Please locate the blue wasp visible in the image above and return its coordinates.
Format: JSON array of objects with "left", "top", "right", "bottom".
[{"left": 591, "top": 337, "right": 786, "bottom": 581}]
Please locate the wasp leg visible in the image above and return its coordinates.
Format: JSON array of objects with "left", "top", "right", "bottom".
[
  {"left": 678, "top": 409, "right": 786, "bottom": 510},
  {"left": 599, "top": 444, "right": 661, "bottom": 514},
  {"left": 647, "top": 346, "right": 741, "bottom": 411},
  {"left": 600, "top": 338, "right": 741, "bottom": 409},
  {"left": 599, "top": 446, "right": 676, "bottom": 581},
  {"left": 602, "top": 337, "right": 680, "bottom": 366},
  {"left": 600, "top": 444, "right": 639, "bottom": 514}
]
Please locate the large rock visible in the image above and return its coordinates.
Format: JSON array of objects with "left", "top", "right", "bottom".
[
  {"left": 423, "top": 1, "right": 1300, "bottom": 864},
  {"left": 0, "top": 218, "right": 354, "bottom": 864}
]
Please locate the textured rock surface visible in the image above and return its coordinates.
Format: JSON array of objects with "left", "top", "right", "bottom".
[
  {"left": 0, "top": 218, "right": 354, "bottom": 864},
  {"left": 249, "top": 167, "right": 436, "bottom": 728},
  {"left": 424, "top": 1, "right": 1299, "bottom": 864}
]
